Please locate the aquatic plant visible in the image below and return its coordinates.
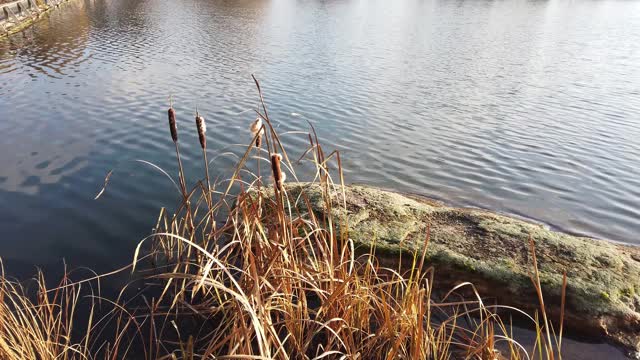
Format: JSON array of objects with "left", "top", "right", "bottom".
[
  {"left": 0, "top": 76, "right": 567, "bottom": 359},
  {"left": 250, "top": 116, "right": 264, "bottom": 148},
  {"left": 122, "top": 76, "right": 567, "bottom": 359},
  {"left": 0, "top": 264, "right": 90, "bottom": 359}
]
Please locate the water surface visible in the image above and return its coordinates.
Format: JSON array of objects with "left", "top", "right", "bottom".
[{"left": 0, "top": 0, "right": 639, "bottom": 356}]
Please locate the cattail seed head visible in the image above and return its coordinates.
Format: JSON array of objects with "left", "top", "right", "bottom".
[
  {"left": 251, "top": 117, "right": 264, "bottom": 148},
  {"left": 271, "top": 153, "right": 284, "bottom": 191},
  {"left": 250, "top": 117, "right": 262, "bottom": 135},
  {"left": 196, "top": 114, "right": 206, "bottom": 149},
  {"left": 168, "top": 107, "right": 178, "bottom": 142}
]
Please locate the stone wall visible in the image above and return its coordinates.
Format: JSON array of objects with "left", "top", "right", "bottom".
[{"left": 1, "top": 0, "right": 68, "bottom": 35}]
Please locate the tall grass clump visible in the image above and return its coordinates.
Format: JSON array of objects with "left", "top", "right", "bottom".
[
  {"left": 121, "top": 76, "right": 566, "bottom": 359},
  {"left": 0, "top": 76, "right": 566, "bottom": 359},
  {"left": 0, "top": 262, "right": 98, "bottom": 359}
]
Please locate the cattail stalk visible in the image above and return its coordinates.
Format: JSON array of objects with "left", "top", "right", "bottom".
[
  {"left": 168, "top": 107, "right": 178, "bottom": 143},
  {"left": 271, "top": 153, "right": 284, "bottom": 192},
  {"left": 196, "top": 112, "right": 212, "bottom": 212},
  {"left": 167, "top": 103, "right": 195, "bottom": 255},
  {"left": 250, "top": 117, "right": 263, "bottom": 148},
  {"left": 250, "top": 117, "right": 264, "bottom": 186},
  {"left": 168, "top": 105, "right": 187, "bottom": 198},
  {"left": 196, "top": 113, "right": 207, "bottom": 150}
]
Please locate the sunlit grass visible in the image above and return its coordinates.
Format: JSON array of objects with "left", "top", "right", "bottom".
[
  {"left": 0, "top": 263, "right": 95, "bottom": 359},
  {"left": 0, "top": 76, "right": 565, "bottom": 359}
]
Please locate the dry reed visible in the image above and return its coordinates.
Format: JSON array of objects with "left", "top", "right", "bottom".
[{"left": 0, "top": 77, "right": 568, "bottom": 360}]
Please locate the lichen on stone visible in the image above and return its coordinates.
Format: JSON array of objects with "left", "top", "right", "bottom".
[{"left": 266, "top": 182, "right": 640, "bottom": 355}]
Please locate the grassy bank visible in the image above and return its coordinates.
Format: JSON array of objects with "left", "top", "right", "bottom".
[{"left": 0, "top": 78, "right": 565, "bottom": 359}]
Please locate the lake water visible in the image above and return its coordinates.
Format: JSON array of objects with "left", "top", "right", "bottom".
[{"left": 0, "top": 0, "right": 639, "bottom": 356}]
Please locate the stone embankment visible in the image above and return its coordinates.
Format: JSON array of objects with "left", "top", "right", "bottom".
[{"left": 1, "top": 0, "right": 71, "bottom": 37}]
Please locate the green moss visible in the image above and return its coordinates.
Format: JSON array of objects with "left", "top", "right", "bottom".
[
  {"left": 255, "top": 183, "right": 640, "bottom": 353},
  {"left": 462, "top": 259, "right": 477, "bottom": 272},
  {"left": 620, "top": 287, "right": 636, "bottom": 298}
]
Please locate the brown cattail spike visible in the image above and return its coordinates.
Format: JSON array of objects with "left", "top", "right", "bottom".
[
  {"left": 168, "top": 107, "right": 178, "bottom": 142},
  {"left": 196, "top": 114, "right": 206, "bottom": 149},
  {"left": 271, "top": 153, "right": 284, "bottom": 191},
  {"left": 250, "top": 117, "right": 264, "bottom": 148}
]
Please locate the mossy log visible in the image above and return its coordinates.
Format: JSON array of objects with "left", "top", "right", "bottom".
[{"left": 272, "top": 183, "right": 640, "bottom": 358}]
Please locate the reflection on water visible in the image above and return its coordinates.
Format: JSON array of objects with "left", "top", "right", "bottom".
[
  {"left": 0, "top": 0, "right": 92, "bottom": 195},
  {"left": 0, "top": 1, "right": 639, "bottom": 356},
  {"left": 1, "top": 0, "right": 639, "bottom": 260}
]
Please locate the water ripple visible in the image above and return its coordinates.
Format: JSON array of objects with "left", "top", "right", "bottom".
[{"left": 0, "top": 0, "right": 638, "bottom": 295}]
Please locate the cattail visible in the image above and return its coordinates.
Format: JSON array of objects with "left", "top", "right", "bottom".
[
  {"left": 250, "top": 117, "right": 264, "bottom": 148},
  {"left": 271, "top": 153, "right": 285, "bottom": 191},
  {"left": 250, "top": 117, "right": 262, "bottom": 134},
  {"left": 168, "top": 107, "right": 178, "bottom": 142},
  {"left": 196, "top": 113, "right": 206, "bottom": 149}
]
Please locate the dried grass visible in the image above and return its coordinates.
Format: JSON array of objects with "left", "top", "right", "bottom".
[{"left": 0, "top": 77, "right": 566, "bottom": 360}]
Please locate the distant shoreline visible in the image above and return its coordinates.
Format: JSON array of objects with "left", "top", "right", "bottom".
[{"left": 0, "top": 0, "right": 75, "bottom": 38}]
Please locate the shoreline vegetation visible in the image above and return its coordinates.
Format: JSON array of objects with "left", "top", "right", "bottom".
[{"left": 0, "top": 78, "right": 636, "bottom": 359}]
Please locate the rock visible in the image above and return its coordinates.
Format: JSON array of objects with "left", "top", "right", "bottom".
[{"left": 277, "top": 183, "right": 640, "bottom": 356}]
